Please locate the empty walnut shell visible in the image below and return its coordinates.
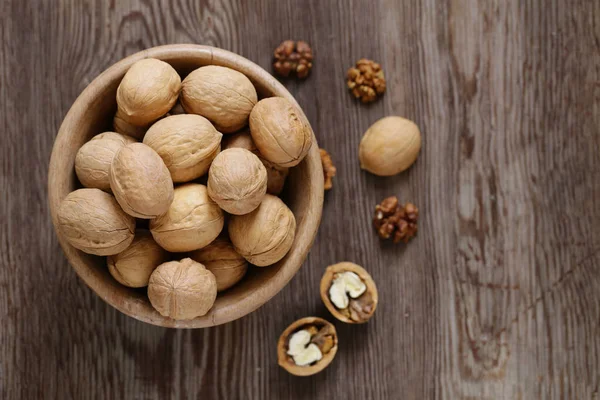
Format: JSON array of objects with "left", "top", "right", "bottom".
[
  {"left": 107, "top": 229, "right": 170, "bottom": 288},
  {"left": 109, "top": 143, "right": 174, "bottom": 218},
  {"left": 143, "top": 114, "right": 222, "bottom": 182},
  {"left": 189, "top": 236, "right": 248, "bottom": 292},
  {"left": 150, "top": 183, "right": 224, "bottom": 252},
  {"left": 320, "top": 262, "right": 378, "bottom": 324},
  {"left": 207, "top": 148, "right": 267, "bottom": 215},
  {"left": 57, "top": 189, "right": 135, "bottom": 256},
  {"left": 181, "top": 65, "right": 257, "bottom": 133},
  {"left": 75, "top": 132, "right": 136, "bottom": 191},
  {"left": 277, "top": 317, "right": 338, "bottom": 376},
  {"left": 249, "top": 97, "right": 312, "bottom": 167},
  {"left": 148, "top": 258, "right": 217, "bottom": 320},
  {"left": 228, "top": 194, "right": 296, "bottom": 266},
  {"left": 116, "top": 58, "right": 181, "bottom": 126}
]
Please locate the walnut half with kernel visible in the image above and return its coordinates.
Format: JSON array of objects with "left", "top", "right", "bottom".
[
  {"left": 320, "top": 262, "right": 378, "bottom": 324},
  {"left": 277, "top": 317, "right": 338, "bottom": 376}
]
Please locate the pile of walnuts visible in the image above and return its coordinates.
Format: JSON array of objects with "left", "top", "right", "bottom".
[{"left": 57, "top": 58, "right": 313, "bottom": 321}]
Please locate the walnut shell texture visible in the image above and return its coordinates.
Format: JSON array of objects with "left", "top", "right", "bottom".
[
  {"left": 109, "top": 143, "right": 174, "bottom": 218},
  {"left": 57, "top": 189, "right": 135, "bottom": 256},
  {"left": 320, "top": 262, "right": 378, "bottom": 324},
  {"left": 222, "top": 131, "right": 289, "bottom": 195},
  {"left": 249, "top": 97, "right": 312, "bottom": 167},
  {"left": 150, "top": 183, "right": 224, "bottom": 252},
  {"left": 207, "top": 148, "right": 267, "bottom": 215},
  {"left": 181, "top": 65, "right": 257, "bottom": 133},
  {"left": 75, "top": 132, "right": 136, "bottom": 191},
  {"left": 277, "top": 317, "right": 338, "bottom": 376},
  {"left": 116, "top": 58, "right": 181, "bottom": 126},
  {"left": 148, "top": 258, "right": 217, "bottom": 320},
  {"left": 107, "top": 229, "right": 170, "bottom": 288},
  {"left": 113, "top": 111, "right": 149, "bottom": 140},
  {"left": 189, "top": 236, "right": 248, "bottom": 292},
  {"left": 228, "top": 194, "right": 296, "bottom": 266},
  {"left": 359, "top": 116, "right": 422, "bottom": 176},
  {"left": 143, "top": 114, "right": 222, "bottom": 182}
]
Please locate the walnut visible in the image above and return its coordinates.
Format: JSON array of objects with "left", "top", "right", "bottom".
[
  {"left": 277, "top": 317, "right": 338, "bottom": 376},
  {"left": 373, "top": 196, "right": 418, "bottom": 243},
  {"left": 273, "top": 40, "right": 313, "bottom": 79},
  {"left": 189, "top": 236, "right": 248, "bottom": 292},
  {"left": 143, "top": 114, "right": 222, "bottom": 182},
  {"left": 346, "top": 58, "right": 386, "bottom": 103},
  {"left": 319, "top": 148, "right": 336, "bottom": 191},
  {"left": 359, "top": 116, "right": 422, "bottom": 176},
  {"left": 148, "top": 258, "right": 217, "bottom": 320},
  {"left": 57, "top": 189, "right": 135, "bottom": 256},
  {"left": 113, "top": 111, "right": 149, "bottom": 140},
  {"left": 320, "top": 262, "right": 378, "bottom": 323}
]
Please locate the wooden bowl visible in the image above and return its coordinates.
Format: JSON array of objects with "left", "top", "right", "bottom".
[{"left": 48, "top": 45, "right": 324, "bottom": 328}]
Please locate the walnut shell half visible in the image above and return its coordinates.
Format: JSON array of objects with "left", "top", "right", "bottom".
[
  {"left": 189, "top": 236, "right": 248, "bottom": 292},
  {"left": 277, "top": 317, "right": 338, "bottom": 376},
  {"left": 148, "top": 258, "right": 217, "bottom": 320},
  {"left": 228, "top": 195, "right": 296, "bottom": 266},
  {"left": 320, "top": 262, "right": 378, "bottom": 324},
  {"left": 57, "top": 189, "right": 135, "bottom": 255}
]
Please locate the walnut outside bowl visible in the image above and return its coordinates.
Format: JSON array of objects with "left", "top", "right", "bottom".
[{"left": 48, "top": 45, "right": 324, "bottom": 328}]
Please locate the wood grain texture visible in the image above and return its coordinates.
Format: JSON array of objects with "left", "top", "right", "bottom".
[{"left": 1, "top": 0, "right": 599, "bottom": 398}]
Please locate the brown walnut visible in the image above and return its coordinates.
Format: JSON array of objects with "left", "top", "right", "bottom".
[
  {"left": 273, "top": 40, "right": 313, "bottom": 79},
  {"left": 346, "top": 58, "right": 386, "bottom": 103},
  {"left": 373, "top": 196, "right": 418, "bottom": 243}
]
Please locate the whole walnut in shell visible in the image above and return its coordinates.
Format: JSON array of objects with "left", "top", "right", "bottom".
[
  {"left": 57, "top": 189, "right": 135, "bottom": 255},
  {"left": 75, "top": 132, "right": 136, "bottom": 191},
  {"left": 249, "top": 97, "right": 312, "bottom": 167},
  {"left": 359, "top": 116, "right": 422, "bottom": 176},
  {"left": 181, "top": 65, "right": 257, "bottom": 133},
  {"left": 107, "top": 230, "right": 169, "bottom": 288},
  {"left": 189, "top": 236, "right": 248, "bottom": 292},
  {"left": 113, "top": 111, "right": 149, "bottom": 140},
  {"left": 150, "top": 183, "right": 224, "bottom": 252},
  {"left": 207, "top": 148, "right": 267, "bottom": 215},
  {"left": 116, "top": 58, "right": 181, "bottom": 126},
  {"left": 110, "top": 143, "right": 174, "bottom": 218},
  {"left": 148, "top": 258, "right": 217, "bottom": 320},
  {"left": 222, "top": 131, "right": 289, "bottom": 195},
  {"left": 143, "top": 114, "right": 222, "bottom": 182},
  {"left": 228, "top": 194, "right": 296, "bottom": 266}
]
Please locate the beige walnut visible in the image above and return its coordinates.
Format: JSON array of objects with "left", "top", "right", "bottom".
[
  {"left": 228, "top": 194, "right": 296, "bottom": 266},
  {"left": 113, "top": 111, "right": 149, "bottom": 140},
  {"left": 107, "top": 230, "right": 170, "bottom": 288},
  {"left": 57, "top": 189, "right": 135, "bottom": 256},
  {"left": 359, "top": 116, "right": 422, "bottom": 176},
  {"left": 222, "top": 131, "right": 289, "bottom": 195},
  {"left": 189, "top": 236, "right": 248, "bottom": 292},
  {"left": 143, "top": 114, "right": 222, "bottom": 182},
  {"left": 75, "top": 132, "right": 136, "bottom": 191},
  {"left": 148, "top": 258, "right": 217, "bottom": 320},
  {"left": 180, "top": 65, "right": 257, "bottom": 133},
  {"left": 116, "top": 58, "right": 181, "bottom": 126},
  {"left": 207, "top": 148, "right": 267, "bottom": 215},
  {"left": 150, "top": 183, "right": 224, "bottom": 252},
  {"left": 109, "top": 143, "right": 174, "bottom": 219}
]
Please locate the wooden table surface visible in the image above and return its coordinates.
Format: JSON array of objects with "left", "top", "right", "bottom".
[{"left": 2, "top": 1, "right": 599, "bottom": 399}]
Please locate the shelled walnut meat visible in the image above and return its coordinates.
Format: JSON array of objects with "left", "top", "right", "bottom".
[
  {"left": 373, "top": 196, "right": 418, "bottom": 243},
  {"left": 207, "top": 148, "right": 267, "bottom": 215},
  {"left": 249, "top": 97, "right": 312, "bottom": 167},
  {"left": 319, "top": 148, "right": 336, "bottom": 190},
  {"left": 150, "top": 183, "right": 224, "bottom": 253},
  {"left": 107, "top": 229, "right": 169, "bottom": 288},
  {"left": 148, "top": 258, "right": 217, "bottom": 320},
  {"left": 273, "top": 40, "right": 313, "bottom": 79},
  {"left": 116, "top": 58, "right": 181, "bottom": 126},
  {"left": 222, "top": 131, "right": 289, "bottom": 195},
  {"left": 320, "top": 262, "right": 378, "bottom": 323},
  {"left": 189, "top": 236, "right": 248, "bottom": 292},
  {"left": 109, "top": 143, "right": 174, "bottom": 218},
  {"left": 346, "top": 58, "right": 386, "bottom": 103},
  {"left": 75, "top": 132, "right": 136, "bottom": 191},
  {"left": 143, "top": 114, "right": 222, "bottom": 182},
  {"left": 57, "top": 189, "right": 135, "bottom": 256},
  {"left": 181, "top": 65, "right": 257, "bottom": 133},
  {"left": 277, "top": 317, "right": 338, "bottom": 376},
  {"left": 229, "top": 194, "right": 296, "bottom": 266}
]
